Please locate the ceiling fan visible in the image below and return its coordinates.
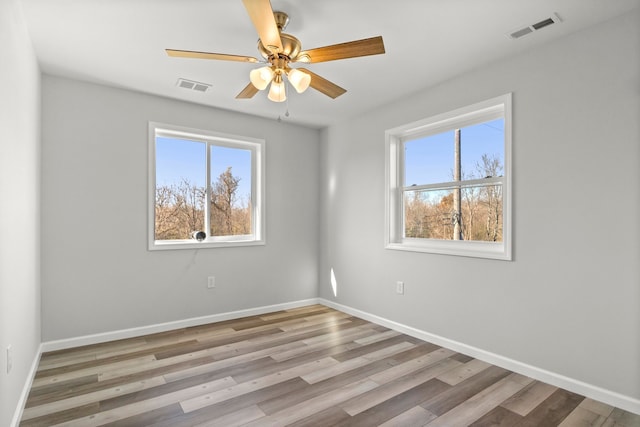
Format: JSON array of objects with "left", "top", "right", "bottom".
[{"left": 166, "top": 0, "right": 385, "bottom": 102}]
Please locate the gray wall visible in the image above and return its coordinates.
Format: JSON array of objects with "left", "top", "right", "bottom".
[
  {"left": 319, "top": 11, "right": 640, "bottom": 401},
  {"left": 41, "top": 76, "right": 321, "bottom": 341},
  {"left": 0, "top": 0, "right": 41, "bottom": 425}
]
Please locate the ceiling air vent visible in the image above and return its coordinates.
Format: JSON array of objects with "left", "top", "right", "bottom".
[
  {"left": 176, "top": 78, "right": 211, "bottom": 93},
  {"left": 507, "top": 13, "right": 562, "bottom": 40}
]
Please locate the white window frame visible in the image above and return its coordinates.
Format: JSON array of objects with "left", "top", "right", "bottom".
[
  {"left": 148, "top": 122, "right": 266, "bottom": 251},
  {"left": 385, "top": 93, "right": 512, "bottom": 260}
]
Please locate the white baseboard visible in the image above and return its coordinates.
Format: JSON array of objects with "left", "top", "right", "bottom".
[
  {"left": 41, "top": 298, "right": 320, "bottom": 353},
  {"left": 319, "top": 298, "right": 640, "bottom": 416},
  {"left": 11, "top": 343, "right": 43, "bottom": 427}
]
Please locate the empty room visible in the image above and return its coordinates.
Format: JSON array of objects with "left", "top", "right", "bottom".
[{"left": 1, "top": 0, "right": 639, "bottom": 426}]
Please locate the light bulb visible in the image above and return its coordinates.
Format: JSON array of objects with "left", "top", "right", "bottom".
[
  {"left": 287, "top": 68, "right": 311, "bottom": 93},
  {"left": 249, "top": 66, "right": 274, "bottom": 90},
  {"left": 268, "top": 79, "right": 286, "bottom": 102}
]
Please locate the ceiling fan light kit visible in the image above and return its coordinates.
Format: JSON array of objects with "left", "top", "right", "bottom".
[
  {"left": 267, "top": 74, "right": 286, "bottom": 102},
  {"left": 249, "top": 66, "right": 274, "bottom": 90},
  {"left": 166, "top": 0, "right": 386, "bottom": 104},
  {"left": 287, "top": 68, "right": 311, "bottom": 93}
]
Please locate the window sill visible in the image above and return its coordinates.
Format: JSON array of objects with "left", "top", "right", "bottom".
[
  {"left": 385, "top": 239, "right": 511, "bottom": 261},
  {"left": 149, "top": 239, "right": 265, "bottom": 251}
]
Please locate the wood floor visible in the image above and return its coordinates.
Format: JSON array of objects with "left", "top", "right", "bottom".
[{"left": 20, "top": 305, "right": 640, "bottom": 427}]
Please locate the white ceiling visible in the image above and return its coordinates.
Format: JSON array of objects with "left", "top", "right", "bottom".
[{"left": 20, "top": 0, "right": 640, "bottom": 128}]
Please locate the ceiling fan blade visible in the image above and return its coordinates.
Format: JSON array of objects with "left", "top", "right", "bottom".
[
  {"left": 166, "top": 49, "right": 259, "bottom": 63},
  {"left": 297, "top": 68, "right": 346, "bottom": 99},
  {"left": 236, "top": 82, "right": 260, "bottom": 99},
  {"left": 295, "top": 36, "right": 385, "bottom": 63},
  {"left": 242, "top": 0, "right": 283, "bottom": 54}
]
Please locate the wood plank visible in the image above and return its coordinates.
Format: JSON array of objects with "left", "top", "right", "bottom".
[
  {"left": 353, "top": 329, "right": 401, "bottom": 345},
  {"left": 336, "top": 378, "right": 450, "bottom": 426},
  {"left": 244, "top": 379, "right": 379, "bottom": 426},
  {"left": 25, "top": 375, "right": 99, "bottom": 406},
  {"left": 424, "top": 374, "right": 529, "bottom": 427},
  {"left": 604, "top": 407, "right": 640, "bottom": 426},
  {"left": 228, "top": 341, "right": 359, "bottom": 384},
  {"left": 368, "top": 347, "right": 457, "bottom": 384},
  {"left": 340, "top": 359, "right": 459, "bottom": 415},
  {"left": 259, "top": 306, "right": 331, "bottom": 321},
  {"left": 557, "top": 406, "right": 608, "bottom": 427},
  {"left": 330, "top": 334, "right": 422, "bottom": 362},
  {"left": 300, "top": 341, "right": 415, "bottom": 384},
  {"left": 513, "top": 389, "right": 585, "bottom": 427},
  {"left": 101, "top": 402, "right": 184, "bottom": 427},
  {"left": 192, "top": 404, "right": 265, "bottom": 427},
  {"left": 450, "top": 353, "right": 475, "bottom": 363},
  {"left": 256, "top": 358, "right": 406, "bottom": 415},
  {"left": 468, "top": 406, "right": 523, "bottom": 427},
  {"left": 388, "top": 341, "right": 442, "bottom": 364},
  {"left": 18, "top": 403, "right": 100, "bottom": 427},
  {"left": 277, "top": 315, "right": 352, "bottom": 332},
  {"left": 436, "top": 358, "right": 492, "bottom": 386},
  {"left": 152, "top": 329, "right": 281, "bottom": 359},
  {"left": 37, "top": 354, "right": 97, "bottom": 371},
  {"left": 97, "top": 356, "right": 275, "bottom": 412},
  {"left": 500, "top": 380, "right": 558, "bottom": 416},
  {"left": 37, "top": 340, "right": 200, "bottom": 377},
  {"left": 421, "top": 365, "right": 512, "bottom": 415},
  {"left": 50, "top": 376, "right": 236, "bottom": 426},
  {"left": 161, "top": 340, "right": 307, "bottom": 382},
  {"left": 378, "top": 405, "right": 438, "bottom": 427},
  {"left": 39, "top": 338, "right": 147, "bottom": 361},
  {"left": 276, "top": 406, "right": 351, "bottom": 427},
  {"left": 21, "top": 376, "right": 166, "bottom": 420},
  {"left": 149, "top": 378, "right": 310, "bottom": 427},
  {"left": 268, "top": 326, "right": 378, "bottom": 362},
  {"left": 578, "top": 397, "right": 615, "bottom": 417},
  {"left": 179, "top": 357, "right": 339, "bottom": 413},
  {"left": 31, "top": 355, "right": 158, "bottom": 388}
]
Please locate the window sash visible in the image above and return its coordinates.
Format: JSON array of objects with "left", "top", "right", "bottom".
[
  {"left": 397, "top": 106, "right": 503, "bottom": 143},
  {"left": 402, "top": 176, "right": 503, "bottom": 193},
  {"left": 385, "top": 93, "right": 512, "bottom": 260},
  {"left": 149, "top": 122, "right": 265, "bottom": 250}
]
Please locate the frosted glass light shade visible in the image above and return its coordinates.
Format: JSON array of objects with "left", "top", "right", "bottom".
[
  {"left": 268, "top": 80, "right": 286, "bottom": 102},
  {"left": 249, "top": 66, "right": 275, "bottom": 90},
  {"left": 287, "top": 68, "right": 311, "bottom": 93}
]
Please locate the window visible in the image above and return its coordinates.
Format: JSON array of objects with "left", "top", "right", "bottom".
[
  {"left": 385, "top": 94, "right": 512, "bottom": 260},
  {"left": 148, "top": 122, "right": 265, "bottom": 250}
]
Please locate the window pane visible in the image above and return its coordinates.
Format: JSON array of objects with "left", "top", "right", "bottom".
[
  {"left": 460, "top": 118, "right": 504, "bottom": 179},
  {"left": 210, "top": 146, "right": 252, "bottom": 237},
  {"left": 404, "top": 130, "right": 455, "bottom": 185},
  {"left": 404, "top": 118, "right": 504, "bottom": 185},
  {"left": 155, "top": 137, "right": 206, "bottom": 240},
  {"left": 404, "top": 185, "right": 503, "bottom": 242}
]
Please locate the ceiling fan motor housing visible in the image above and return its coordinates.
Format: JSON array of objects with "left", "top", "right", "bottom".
[{"left": 258, "top": 33, "right": 301, "bottom": 62}]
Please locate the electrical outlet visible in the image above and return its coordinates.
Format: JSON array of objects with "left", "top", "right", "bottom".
[
  {"left": 396, "top": 281, "right": 404, "bottom": 295},
  {"left": 207, "top": 276, "right": 216, "bottom": 289},
  {"left": 7, "top": 345, "right": 13, "bottom": 374}
]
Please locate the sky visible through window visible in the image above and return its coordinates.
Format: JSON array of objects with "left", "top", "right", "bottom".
[
  {"left": 404, "top": 118, "right": 504, "bottom": 186},
  {"left": 156, "top": 119, "right": 502, "bottom": 198},
  {"left": 156, "top": 137, "right": 251, "bottom": 199}
]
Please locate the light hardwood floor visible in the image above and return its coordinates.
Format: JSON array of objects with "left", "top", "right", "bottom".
[{"left": 20, "top": 305, "right": 640, "bottom": 426}]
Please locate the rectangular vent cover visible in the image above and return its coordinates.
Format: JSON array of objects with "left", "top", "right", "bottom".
[
  {"left": 507, "top": 13, "right": 562, "bottom": 39},
  {"left": 176, "top": 78, "right": 211, "bottom": 92}
]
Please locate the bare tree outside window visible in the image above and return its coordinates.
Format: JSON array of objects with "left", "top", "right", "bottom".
[
  {"left": 155, "top": 168, "right": 250, "bottom": 241},
  {"left": 210, "top": 167, "right": 251, "bottom": 236}
]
